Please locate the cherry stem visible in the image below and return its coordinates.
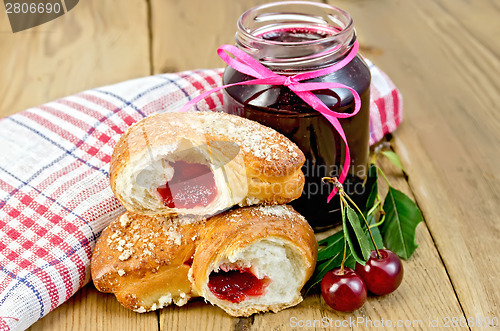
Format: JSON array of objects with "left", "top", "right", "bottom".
[
  {"left": 324, "top": 176, "right": 349, "bottom": 274},
  {"left": 367, "top": 199, "right": 381, "bottom": 216},
  {"left": 340, "top": 199, "right": 347, "bottom": 275},
  {"left": 376, "top": 165, "right": 391, "bottom": 187},
  {"left": 370, "top": 213, "right": 386, "bottom": 228},
  {"left": 323, "top": 176, "right": 382, "bottom": 260}
]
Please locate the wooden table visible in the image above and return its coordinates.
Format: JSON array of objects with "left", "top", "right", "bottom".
[{"left": 1, "top": 0, "right": 499, "bottom": 330}]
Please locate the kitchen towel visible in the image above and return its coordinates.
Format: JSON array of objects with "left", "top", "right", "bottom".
[{"left": 0, "top": 63, "right": 402, "bottom": 331}]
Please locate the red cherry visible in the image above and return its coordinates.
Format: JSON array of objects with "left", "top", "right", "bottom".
[
  {"left": 355, "top": 249, "right": 404, "bottom": 296},
  {"left": 321, "top": 267, "right": 367, "bottom": 312}
]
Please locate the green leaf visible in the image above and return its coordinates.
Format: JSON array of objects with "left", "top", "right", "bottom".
[
  {"left": 381, "top": 187, "right": 423, "bottom": 259},
  {"left": 343, "top": 204, "right": 371, "bottom": 265},
  {"left": 305, "top": 234, "right": 347, "bottom": 293},
  {"left": 381, "top": 150, "right": 406, "bottom": 174},
  {"left": 343, "top": 252, "right": 356, "bottom": 270},
  {"left": 317, "top": 230, "right": 344, "bottom": 262},
  {"left": 364, "top": 163, "right": 379, "bottom": 216},
  {"left": 367, "top": 213, "right": 384, "bottom": 250},
  {"left": 309, "top": 257, "right": 340, "bottom": 287}
]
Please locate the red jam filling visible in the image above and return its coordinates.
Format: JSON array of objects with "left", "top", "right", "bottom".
[
  {"left": 207, "top": 268, "right": 270, "bottom": 303},
  {"left": 156, "top": 161, "right": 216, "bottom": 209}
]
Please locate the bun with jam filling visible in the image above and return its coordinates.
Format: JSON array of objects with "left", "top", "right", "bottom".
[
  {"left": 191, "top": 204, "right": 317, "bottom": 317},
  {"left": 110, "top": 111, "right": 305, "bottom": 218},
  {"left": 91, "top": 205, "right": 317, "bottom": 316}
]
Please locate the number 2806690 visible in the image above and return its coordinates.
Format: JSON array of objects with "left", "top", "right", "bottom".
[{"left": 5, "top": 2, "right": 62, "bottom": 14}]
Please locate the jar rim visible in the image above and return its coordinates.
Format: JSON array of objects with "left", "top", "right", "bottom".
[
  {"left": 237, "top": 1, "right": 354, "bottom": 47},
  {"left": 235, "top": 1, "right": 356, "bottom": 71}
]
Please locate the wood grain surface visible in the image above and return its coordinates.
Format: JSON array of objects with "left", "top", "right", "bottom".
[
  {"left": 0, "top": 0, "right": 149, "bottom": 117},
  {"left": 0, "top": 0, "right": 498, "bottom": 330}
]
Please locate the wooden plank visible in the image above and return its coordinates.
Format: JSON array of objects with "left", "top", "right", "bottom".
[
  {"left": 150, "top": 0, "right": 323, "bottom": 73},
  {"left": 0, "top": 0, "right": 150, "bottom": 117},
  {"left": 27, "top": 283, "right": 158, "bottom": 331},
  {"left": 150, "top": 0, "right": 264, "bottom": 73},
  {"left": 331, "top": 0, "right": 500, "bottom": 326},
  {"left": 159, "top": 300, "right": 237, "bottom": 331},
  {"left": 428, "top": 0, "right": 500, "bottom": 56}
]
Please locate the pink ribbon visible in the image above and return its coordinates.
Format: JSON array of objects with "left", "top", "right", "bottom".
[{"left": 179, "top": 41, "right": 361, "bottom": 201}]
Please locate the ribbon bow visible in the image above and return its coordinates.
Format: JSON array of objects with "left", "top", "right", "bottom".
[{"left": 179, "top": 41, "right": 361, "bottom": 201}]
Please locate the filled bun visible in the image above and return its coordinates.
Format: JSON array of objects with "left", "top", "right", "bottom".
[{"left": 110, "top": 111, "right": 305, "bottom": 218}]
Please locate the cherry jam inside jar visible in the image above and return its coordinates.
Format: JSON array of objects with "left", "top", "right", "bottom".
[{"left": 223, "top": 1, "right": 371, "bottom": 230}]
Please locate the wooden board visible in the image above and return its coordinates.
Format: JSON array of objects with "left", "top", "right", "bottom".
[
  {"left": 27, "top": 283, "right": 158, "bottom": 331},
  {"left": 0, "top": 0, "right": 150, "bottom": 117},
  {"left": 0, "top": 0, "right": 495, "bottom": 329},
  {"left": 150, "top": 0, "right": 273, "bottom": 73}
]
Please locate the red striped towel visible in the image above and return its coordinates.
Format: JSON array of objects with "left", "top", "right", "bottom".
[{"left": 0, "top": 64, "right": 402, "bottom": 331}]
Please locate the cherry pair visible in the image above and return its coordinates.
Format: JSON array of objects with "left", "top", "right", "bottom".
[{"left": 321, "top": 249, "right": 403, "bottom": 312}]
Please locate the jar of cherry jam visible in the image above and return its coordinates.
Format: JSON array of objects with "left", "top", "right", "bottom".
[{"left": 223, "top": 1, "right": 371, "bottom": 230}]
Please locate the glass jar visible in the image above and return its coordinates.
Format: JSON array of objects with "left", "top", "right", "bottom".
[{"left": 223, "top": 1, "right": 371, "bottom": 230}]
